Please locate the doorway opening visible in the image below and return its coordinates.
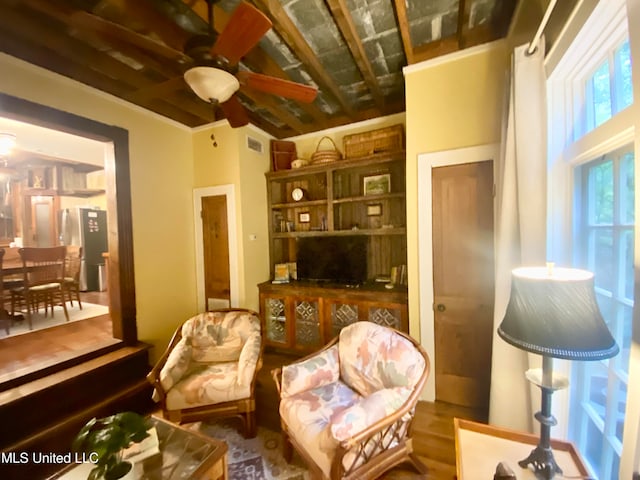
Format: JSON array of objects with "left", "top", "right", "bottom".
[{"left": 0, "top": 92, "right": 135, "bottom": 387}]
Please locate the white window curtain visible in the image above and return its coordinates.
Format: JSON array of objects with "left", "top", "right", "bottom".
[{"left": 489, "top": 38, "right": 548, "bottom": 431}]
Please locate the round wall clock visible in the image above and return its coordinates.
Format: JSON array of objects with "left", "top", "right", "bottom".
[{"left": 291, "top": 187, "right": 306, "bottom": 202}]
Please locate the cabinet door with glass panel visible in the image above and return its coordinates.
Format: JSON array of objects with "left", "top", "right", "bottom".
[{"left": 260, "top": 294, "right": 289, "bottom": 348}]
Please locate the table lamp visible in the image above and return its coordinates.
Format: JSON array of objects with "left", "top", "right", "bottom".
[{"left": 498, "top": 265, "right": 619, "bottom": 479}]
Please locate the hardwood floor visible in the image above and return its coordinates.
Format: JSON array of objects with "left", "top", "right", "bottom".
[
  {"left": 257, "top": 350, "right": 488, "bottom": 479},
  {"left": 0, "top": 290, "right": 114, "bottom": 385}
]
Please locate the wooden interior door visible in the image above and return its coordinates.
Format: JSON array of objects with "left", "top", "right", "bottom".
[
  {"left": 201, "top": 195, "right": 230, "bottom": 311},
  {"left": 432, "top": 161, "right": 494, "bottom": 409}
]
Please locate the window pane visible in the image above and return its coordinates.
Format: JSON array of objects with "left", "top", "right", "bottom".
[
  {"left": 588, "top": 160, "right": 614, "bottom": 224},
  {"left": 614, "top": 40, "right": 634, "bottom": 111},
  {"left": 585, "top": 417, "right": 605, "bottom": 470},
  {"left": 621, "top": 229, "right": 634, "bottom": 300},
  {"left": 591, "top": 61, "right": 612, "bottom": 127},
  {"left": 586, "top": 360, "right": 609, "bottom": 422},
  {"left": 620, "top": 153, "right": 635, "bottom": 224},
  {"left": 620, "top": 303, "right": 633, "bottom": 373},
  {"left": 593, "top": 229, "right": 614, "bottom": 291}
]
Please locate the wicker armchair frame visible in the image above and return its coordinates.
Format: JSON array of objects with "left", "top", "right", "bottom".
[
  {"left": 147, "top": 308, "right": 264, "bottom": 438},
  {"left": 272, "top": 325, "right": 430, "bottom": 480}
]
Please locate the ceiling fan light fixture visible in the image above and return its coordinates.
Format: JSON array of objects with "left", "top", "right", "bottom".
[
  {"left": 0, "top": 132, "right": 17, "bottom": 156},
  {"left": 184, "top": 66, "right": 240, "bottom": 104}
]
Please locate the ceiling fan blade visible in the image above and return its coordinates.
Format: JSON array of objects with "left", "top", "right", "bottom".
[
  {"left": 210, "top": 2, "right": 271, "bottom": 67},
  {"left": 220, "top": 94, "right": 250, "bottom": 128},
  {"left": 237, "top": 71, "right": 318, "bottom": 103}
]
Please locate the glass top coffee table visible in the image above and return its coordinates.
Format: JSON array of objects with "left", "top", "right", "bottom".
[{"left": 52, "top": 415, "right": 228, "bottom": 480}]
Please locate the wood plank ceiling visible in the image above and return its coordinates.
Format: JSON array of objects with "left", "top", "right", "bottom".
[{"left": 0, "top": 0, "right": 518, "bottom": 138}]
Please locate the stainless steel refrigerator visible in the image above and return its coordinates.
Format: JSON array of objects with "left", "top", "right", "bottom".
[{"left": 60, "top": 207, "right": 108, "bottom": 291}]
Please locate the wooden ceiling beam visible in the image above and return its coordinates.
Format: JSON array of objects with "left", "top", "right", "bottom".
[
  {"left": 242, "top": 108, "right": 296, "bottom": 139},
  {"left": 128, "top": 77, "right": 188, "bottom": 102},
  {"left": 21, "top": 0, "right": 188, "bottom": 81},
  {"left": 412, "top": 37, "right": 460, "bottom": 64},
  {"left": 128, "top": 77, "right": 221, "bottom": 123},
  {"left": 2, "top": 2, "right": 211, "bottom": 124},
  {"left": 392, "top": 0, "right": 415, "bottom": 64},
  {"left": 239, "top": 89, "right": 311, "bottom": 136},
  {"left": 325, "top": 0, "right": 385, "bottom": 110},
  {"left": 112, "top": 0, "right": 191, "bottom": 51},
  {"left": 0, "top": 6, "right": 152, "bottom": 91},
  {"left": 0, "top": 31, "right": 136, "bottom": 100},
  {"left": 251, "top": 0, "right": 356, "bottom": 116},
  {"left": 456, "top": 0, "right": 472, "bottom": 49},
  {"left": 139, "top": 97, "right": 211, "bottom": 126},
  {"left": 22, "top": 0, "right": 190, "bottom": 64},
  {"left": 0, "top": 10, "right": 208, "bottom": 127}
]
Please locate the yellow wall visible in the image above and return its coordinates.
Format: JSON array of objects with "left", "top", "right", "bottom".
[
  {"left": 0, "top": 54, "right": 197, "bottom": 362},
  {"left": 404, "top": 41, "right": 509, "bottom": 360},
  {"left": 237, "top": 128, "right": 272, "bottom": 309},
  {"left": 192, "top": 124, "right": 271, "bottom": 311}
]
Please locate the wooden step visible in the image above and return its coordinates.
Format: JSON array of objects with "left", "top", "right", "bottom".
[{"left": 0, "top": 344, "right": 155, "bottom": 479}]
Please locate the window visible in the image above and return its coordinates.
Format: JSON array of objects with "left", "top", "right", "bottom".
[
  {"left": 571, "top": 148, "right": 634, "bottom": 478},
  {"left": 583, "top": 39, "right": 633, "bottom": 137},
  {"left": 546, "top": 0, "right": 638, "bottom": 477}
]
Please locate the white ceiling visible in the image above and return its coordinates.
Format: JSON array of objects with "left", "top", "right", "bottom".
[{"left": 0, "top": 116, "right": 106, "bottom": 167}]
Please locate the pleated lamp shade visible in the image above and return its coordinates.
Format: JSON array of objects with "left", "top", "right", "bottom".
[{"left": 498, "top": 267, "right": 619, "bottom": 361}]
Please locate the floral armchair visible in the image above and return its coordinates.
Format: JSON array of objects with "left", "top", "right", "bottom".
[
  {"left": 147, "top": 308, "right": 263, "bottom": 437},
  {"left": 272, "top": 321, "right": 430, "bottom": 480}
]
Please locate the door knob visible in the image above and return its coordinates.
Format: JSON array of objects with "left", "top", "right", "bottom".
[{"left": 436, "top": 304, "right": 446, "bottom": 312}]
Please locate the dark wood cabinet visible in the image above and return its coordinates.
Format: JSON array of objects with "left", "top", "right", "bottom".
[{"left": 259, "top": 281, "right": 408, "bottom": 353}]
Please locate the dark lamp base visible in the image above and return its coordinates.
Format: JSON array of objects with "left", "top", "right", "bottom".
[{"left": 518, "top": 445, "right": 563, "bottom": 479}]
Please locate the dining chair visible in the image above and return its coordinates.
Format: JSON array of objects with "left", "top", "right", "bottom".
[
  {"left": 63, "top": 245, "right": 83, "bottom": 309},
  {"left": 10, "top": 246, "right": 69, "bottom": 330}
]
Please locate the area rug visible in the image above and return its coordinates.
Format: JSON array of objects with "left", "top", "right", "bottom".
[
  {"left": 0, "top": 302, "right": 109, "bottom": 338},
  {"left": 196, "top": 420, "right": 310, "bottom": 480}
]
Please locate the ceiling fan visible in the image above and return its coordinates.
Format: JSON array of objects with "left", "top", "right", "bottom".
[{"left": 174, "top": 0, "right": 318, "bottom": 127}]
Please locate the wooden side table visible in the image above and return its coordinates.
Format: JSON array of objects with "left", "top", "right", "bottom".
[{"left": 454, "top": 418, "right": 589, "bottom": 480}]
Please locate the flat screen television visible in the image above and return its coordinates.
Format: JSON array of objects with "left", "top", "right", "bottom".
[{"left": 296, "top": 236, "right": 368, "bottom": 285}]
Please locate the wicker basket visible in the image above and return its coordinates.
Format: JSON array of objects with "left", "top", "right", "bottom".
[
  {"left": 343, "top": 124, "right": 404, "bottom": 159},
  {"left": 310, "top": 136, "right": 342, "bottom": 164}
]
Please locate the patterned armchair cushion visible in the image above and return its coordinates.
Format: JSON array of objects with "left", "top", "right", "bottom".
[
  {"left": 339, "top": 321, "right": 426, "bottom": 396},
  {"left": 237, "top": 331, "right": 262, "bottom": 386},
  {"left": 281, "top": 344, "right": 340, "bottom": 398},
  {"left": 330, "top": 386, "right": 412, "bottom": 442},
  {"left": 279, "top": 380, "right": 362, "bottom": 478},
  {"left": 183, "top": 311, "right": 259, "bottom": 363},
  {"left": 159, "top": 338, "right": 192, "bottom": 393},
  {"left": 165, "top": 362, "right": 251, "bottom": 410},
  {"left": 185, "top": 314, "right": 241, "bottom": 363}
]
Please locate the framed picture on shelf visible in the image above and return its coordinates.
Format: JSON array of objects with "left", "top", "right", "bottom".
[
  {"left": 273, "top": 263, "right": 290, "bottom": 283},
  {"left": 363, "top": 173, "right": 390, "bottom": 195},
  {"left": 367, "top": 203, "right": 382, "bottom": 216},
  {"left": 298, "top": 212, "right": 311, "bottom": 223}
]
